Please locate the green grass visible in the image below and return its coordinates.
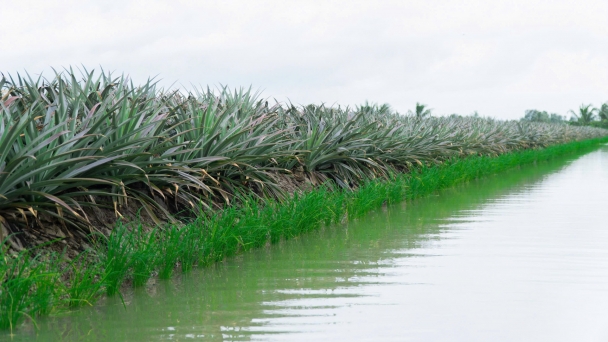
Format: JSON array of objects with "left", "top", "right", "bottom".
[
  {"left": 62, "top": 252, "right": 105, "bottom": 307},
  {"left": 131, "top": 224, "right": 160, "bottom": 287},
  {"left": 0, "top": 247, "right": 58, "bottom": 332},
  {"left": 101, "top": 222, "right": 134, "bottom": 296},
  {"left": 0, "top": 136, "right": 606, "bottom": 332},
  {"left": 157, "top": 225, "right": 183, "bottom": 279}
]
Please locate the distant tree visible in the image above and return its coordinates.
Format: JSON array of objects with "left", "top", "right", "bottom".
[
  {"left": 523, "top": 109, "right": 550, "bottom": 123},
  {"left": 470, "top": 111, "right": 480, "bottom": 118},
  {"left": 549, "top": 113, "right": 565, "bottom": 123},
  {"left": 598, "top": 103, "right": 608, "bottom": 121},
  {"left": 408, "top": 102, "right": 432, "bottom": 118},
  {"left": 568, "top": 104, "right": 597, "bottom": 125},
  {"left": 521, "top": 110, "right": 564, "bottom": 123}
]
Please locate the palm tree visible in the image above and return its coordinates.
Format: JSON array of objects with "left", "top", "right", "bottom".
[
  {"left": 598, "top": 103, "right": 608, "bottom": 121},
  {"left": 569, "top": 104, "right": 597, "bottom": 125},
  {"left": 408, "top": 102, "right": 432, "bottom": 118}
]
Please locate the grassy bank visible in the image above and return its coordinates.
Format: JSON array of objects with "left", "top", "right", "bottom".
[{"left": 2, "top": 136, "right": 607, "bottom": 332}]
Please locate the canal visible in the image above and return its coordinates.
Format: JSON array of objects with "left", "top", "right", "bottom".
[{"left": 11, "top": 145, "right": 608, "bottom": 341}]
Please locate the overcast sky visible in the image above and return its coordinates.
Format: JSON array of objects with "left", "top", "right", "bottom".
[{"left": 2, "top": 0, "right": 608, "bottom": 119}]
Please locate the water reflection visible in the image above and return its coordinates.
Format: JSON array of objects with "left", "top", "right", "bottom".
[{"left": 8, "top": 147, "right": 608, "bottom": 341}]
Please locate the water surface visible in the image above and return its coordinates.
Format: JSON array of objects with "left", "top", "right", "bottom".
[{"left": 10, "top": 146, "right": 608, "bottom": 341}]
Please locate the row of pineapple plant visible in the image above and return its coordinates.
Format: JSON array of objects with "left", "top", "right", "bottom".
[{"left": 1, "top": 69, "right": 606, "bottom": 250}]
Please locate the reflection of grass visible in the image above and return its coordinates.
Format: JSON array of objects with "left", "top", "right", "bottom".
[{"left": 1, "top": 137, "right": 606, "bottom": 332}]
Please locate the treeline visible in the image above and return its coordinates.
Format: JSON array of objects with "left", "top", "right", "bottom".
[{"left": 522, "top": 103, "right": 608, "bottom": 128}]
